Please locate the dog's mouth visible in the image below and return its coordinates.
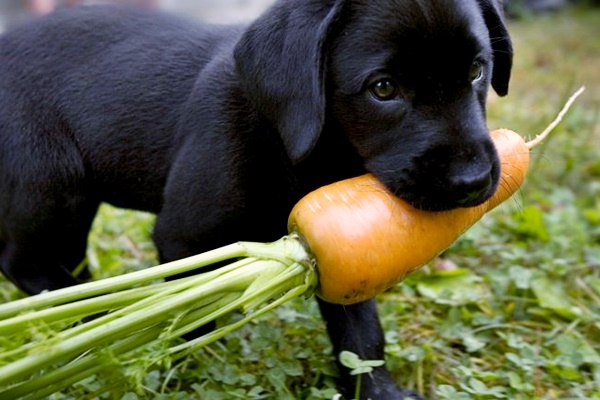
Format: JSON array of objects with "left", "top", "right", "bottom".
[
  {"left": 392, "top": 180, "right": 497, "bottom": 212},
  {"left": 375, "top": 162, "right": 500, "bottom": 212}
]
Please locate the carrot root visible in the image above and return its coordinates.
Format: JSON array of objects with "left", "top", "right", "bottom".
[{"left": 525, "top": 86, "right": 585, "bottom": 149}]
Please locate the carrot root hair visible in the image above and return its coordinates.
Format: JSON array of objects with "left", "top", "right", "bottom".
[{"left": 526, "top": 86, "right": 586, "bottom": 150}]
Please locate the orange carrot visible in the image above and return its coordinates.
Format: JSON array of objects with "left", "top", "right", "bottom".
[{"left": 288, "top": 87, "right": 584, "bottom": 305}]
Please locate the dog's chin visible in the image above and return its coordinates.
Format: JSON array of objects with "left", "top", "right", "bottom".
[
  {"left": 381, "top": 179, "right": 498, "bottom": 212},
  {"left": 395, "top": 187, "right": 496, "bottom": 212},
  {"left": 375, "top": 167, "right": 501, "bottom": 212}
]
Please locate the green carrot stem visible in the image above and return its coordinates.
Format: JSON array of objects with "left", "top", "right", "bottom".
[
  {"left": 0, "top": 235, "right": 307, "bottom": 320},
  {"left": 20, "top": 365, "right": 106, "bottom": 400},
  {"left": 0, "top": 256, "right": 257, "bottom": 361},
  {"left": 0, "top": 280, "right": 178, "bottom": 336},
  {"left": 0, "top": 242, "right": 249, "bottom": 319},
  {"left": 1, "top": 260, "right": 311, "bottom": 395},
  {"left": 57, "top": 257, "right": 256, "bottom": 341},
  {"left": 0, "top": 279, "right": 192, "bottom": 362},
  {"left": 1, "top": 327, "right": 161, "bottom": 399},
  {"left": 162, "top": 292, "right": 242, "bottom": 338},
  {"left": 170, "top": 275, "right": 312, "bottom": 358},
  {"left": 7, "top": 276, "right": 310, "bottom": 399},
  {"left": 0, "top": 234, "right": 315, "bottom": 395},
  {"left": 0, "top": 258, "right": 271, "bottom": 385},
  {"left": 0, "top": 328, "right": 157, "bottom": 396},
  {"left": 162, "top": 259, "right": 289, "bottom": 340},
  {"left": 240, "top": 260, "right": 312, "bottom": 313},
  {"left": 168, "top": 261, "right": 315, "bottom": 355}
]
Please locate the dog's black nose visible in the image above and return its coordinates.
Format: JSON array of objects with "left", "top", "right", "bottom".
[{"left": 452, "top": 170, "right": 493, "bottom": 206}]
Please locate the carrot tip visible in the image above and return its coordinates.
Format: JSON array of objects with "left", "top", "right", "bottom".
[{"left": 525, "top": 86, "right": 586, "bottom": 149}]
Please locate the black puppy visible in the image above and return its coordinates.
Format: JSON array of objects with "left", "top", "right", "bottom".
[{"left": 0, "top": 0, "right": 512, "bottom": 398}]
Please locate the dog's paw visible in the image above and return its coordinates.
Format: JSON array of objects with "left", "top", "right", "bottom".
[
  {"left": 344, "top": 375, "right": 424, "bottom": 400},
  {"left": 396, "top": 389, "right": 425, "bottom": 400},
  {"left": 361, "top": 387, "right": 424, "bottom": 400},
  {"left": 336, "top": 389, "right": 423, "bottom": 400}
]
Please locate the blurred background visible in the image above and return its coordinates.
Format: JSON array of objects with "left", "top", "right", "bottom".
[
  {"left": 0, "top": 0, "right": 274, "bottom": 28},
  {"left": 1, "top": 0, "right": 599, "bottom": 29}
]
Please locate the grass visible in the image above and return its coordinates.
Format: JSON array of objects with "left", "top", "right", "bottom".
[{"left": 1, "top": 5, "right": 600, "bottom": 400}]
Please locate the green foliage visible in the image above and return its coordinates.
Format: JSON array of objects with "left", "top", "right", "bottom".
[
  {"left": 339, "top": 351, "right": 385, "bottom": 400},
  {"left": 1, "top": 5, "right": 599, "bottom": 399},
  {"left": 339, "top": 351, "right": 385, "bottom": 376}
]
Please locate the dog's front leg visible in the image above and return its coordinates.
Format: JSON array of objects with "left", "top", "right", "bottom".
[{"left": 318, "top": 298, "right": 423, "bottom": 400}]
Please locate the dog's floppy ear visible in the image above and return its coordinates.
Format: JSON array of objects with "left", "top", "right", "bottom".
[
  {"left": 477, "top": 0, "right": 513, "bottom": 96},
  {"left": 234, "top": 0, "right": 344, "bottom": 164}
]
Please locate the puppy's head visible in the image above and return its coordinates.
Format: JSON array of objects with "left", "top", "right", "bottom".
[
  {"left": 328, "top": 0, "right": 513, "bottom": 210},
  {"left": 235, "top": 0, "right": 512, "bottom": 211}
]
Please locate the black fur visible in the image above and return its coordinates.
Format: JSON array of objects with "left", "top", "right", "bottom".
[{"left": 0, "top": 1, "right": 512, "bottom": 398}]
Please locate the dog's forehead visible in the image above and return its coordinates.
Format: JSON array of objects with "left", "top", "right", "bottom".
[
  {"left": 345, "top": 0, "right": 486, "bottom": 31},
  {"left": 330, "top": 0, "right": 492, "bottom": 88},
  {"left": 340, "top": 0, "right": 488, "bottom": 49}
]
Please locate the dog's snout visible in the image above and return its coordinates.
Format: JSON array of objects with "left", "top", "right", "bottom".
[{"left": 452, "top": 169, "right": 494, "bottom": 206}]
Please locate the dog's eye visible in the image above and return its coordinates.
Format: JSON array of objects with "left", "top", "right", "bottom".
[
  {"left": 370, "top": 79, "right": 399, "bottom": 101},
  {"left": 469, "top": 60, "right": 484, "bottom": 82}
]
